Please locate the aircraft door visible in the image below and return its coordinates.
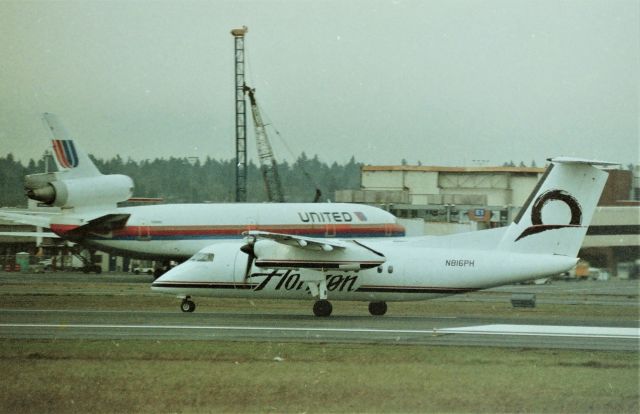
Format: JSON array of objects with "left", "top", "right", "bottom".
[
  {"left": 244, "top": 218, "right": 256, "bottom": 235},
  {"left": 325, "top": 223, "right": 336, "bottom": 237},
  {"left": 136, "top": 221, "right": 151, "bottom": 241}
]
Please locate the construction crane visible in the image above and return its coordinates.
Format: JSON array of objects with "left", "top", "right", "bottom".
[
  {"left": 231, "top": 26, "right": 320, "bottom": 203},
  {"left": 243, "top": 85, "right": 285, "bottom": 202}
]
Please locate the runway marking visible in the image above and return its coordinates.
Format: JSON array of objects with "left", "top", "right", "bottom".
[
  {"left": 1, "top": 323, "right": 638, "bottom": 339},
  {"left": 438, "top": 324, "right": 639, "bottom": 339},
  {"left": 0, "top": 323, "right": 441, "bottom": 335}
]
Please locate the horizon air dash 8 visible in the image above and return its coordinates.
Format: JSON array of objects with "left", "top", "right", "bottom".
[{"left": 152, "top": 157, "right": 614, "bottom": 316}]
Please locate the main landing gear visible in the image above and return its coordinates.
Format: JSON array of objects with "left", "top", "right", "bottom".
[
  {"left": 311, "top": 300, "right": 388, "bottom": 317},
  {"left": 313, "top": 299, "right": 333, "bottom": 317},
  {"left": 180, "top": 296, "right": 196, "bottom": 313},
  {"left": 368, "top": 301, "right": 387, "bottom": 316}
]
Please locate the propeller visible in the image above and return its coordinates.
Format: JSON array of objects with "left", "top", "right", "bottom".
[{"left": 240, "top": 236, "right": 257, "bottom": 282}]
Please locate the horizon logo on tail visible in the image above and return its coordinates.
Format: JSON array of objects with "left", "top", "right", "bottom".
[
  {"left": 516, "top": 189, "right": 583, "bottom": 241},
  {"left": 52, "top": 139, "right": 79, "bottom": 169}
]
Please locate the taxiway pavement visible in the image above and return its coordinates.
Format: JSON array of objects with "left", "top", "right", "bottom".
[
  {"left": 1, "top": 308, "right": 637, "bottom": 351},
  {"left": 0, "top": 272, "right": 638, "bottom": 351}
]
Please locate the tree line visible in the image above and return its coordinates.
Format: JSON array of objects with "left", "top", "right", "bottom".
[{"left": 0, "top": 153, "right": 363, "bottom": 207}]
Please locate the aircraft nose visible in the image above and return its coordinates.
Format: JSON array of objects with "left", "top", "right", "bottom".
[{"left": 150, "top": 266, "right": 181, "bottom": 291}]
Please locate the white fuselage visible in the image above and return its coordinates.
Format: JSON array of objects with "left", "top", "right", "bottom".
[
  {"left": 49, "top": 203, "right": 404, "bottom": 259},
  {"left": 151, "top": 237, "right": 578, "bottom": 303}
]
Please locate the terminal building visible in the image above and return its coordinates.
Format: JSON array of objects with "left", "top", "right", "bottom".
[{"left": 336, "top": 163, "right": 639, "bottom": 278}]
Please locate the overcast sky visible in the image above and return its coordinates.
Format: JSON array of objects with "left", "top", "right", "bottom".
[{"left": 1, "top": 0, "right": 638, "bottom": 167}]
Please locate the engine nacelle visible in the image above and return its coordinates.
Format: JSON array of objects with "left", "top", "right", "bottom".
[{"left": 25, "top": 174, "right": 134, "bottom": 208}]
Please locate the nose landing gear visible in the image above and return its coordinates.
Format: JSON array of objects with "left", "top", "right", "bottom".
[{"left": 180, "top": 297, "right": 196, "bottom": 313}]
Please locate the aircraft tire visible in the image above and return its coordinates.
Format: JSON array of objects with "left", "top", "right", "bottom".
[
  {"left": 313, "top": 300, "right": 332, "bottom": 317},
  {"left": 181, "top": 299, "right": 196, "bottom": 313},
  {"left": 368, "top": 301, "right": 387, "bottom": 316}
]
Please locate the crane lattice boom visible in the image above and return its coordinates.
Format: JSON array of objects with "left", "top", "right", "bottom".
[{"left": 244, "top": 85, "right": 285, "bottom": 202}]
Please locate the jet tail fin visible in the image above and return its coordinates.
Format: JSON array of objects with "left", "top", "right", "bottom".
[
  {"left": 24, "top": 114, "right": 133, "bottom": 210},
  {"left": 42, "top": 113, "right": 101, "bottom": 178},
  {"left": 498, "top": 157, "right": 614, "bottom": 257}
]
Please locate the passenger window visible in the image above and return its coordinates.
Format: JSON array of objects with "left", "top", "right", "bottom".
[
  {"left": 387, "top": 265, "right": 394, "bottom": 274},
  {"left": 377, "top": 266, "right": 382, "bottom": 273}
]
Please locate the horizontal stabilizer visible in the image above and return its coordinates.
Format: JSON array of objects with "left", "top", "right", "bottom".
[
  {"left": 0, "top": 231, "right": 59, "bottom": 238},
  {"left": 0, "top": 211, "right": 52, "bottom": 228},
  {"left": 546, "top": 156, "right": 619, "bottom": 166}
]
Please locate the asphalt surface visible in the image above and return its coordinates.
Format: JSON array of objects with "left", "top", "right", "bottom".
[{"left": 0, "top": 272, "right": 638, "bottom": 351}]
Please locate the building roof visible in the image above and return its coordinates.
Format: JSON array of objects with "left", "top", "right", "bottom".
[{"left": 362, "top": 165, "right": 546, "bottom": 174}]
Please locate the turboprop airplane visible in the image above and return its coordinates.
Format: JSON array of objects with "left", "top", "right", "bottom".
[
  {"left": 0, "top": 114, "right": 404, "bottom": 273},
  {"left": 152, "top": 157, "right": 613, "bottom": 316}
]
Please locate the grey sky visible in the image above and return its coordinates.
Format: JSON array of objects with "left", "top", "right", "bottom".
[{"left": 1, "top": 0, "right": 638, "bottom": 167}]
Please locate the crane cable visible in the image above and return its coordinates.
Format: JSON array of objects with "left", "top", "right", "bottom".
[
  {"left": 258, "top": 104, "right": 323, "bottom": 202},
  {"left": 244, "top": 49, "right": 322, "bottom": 202}
]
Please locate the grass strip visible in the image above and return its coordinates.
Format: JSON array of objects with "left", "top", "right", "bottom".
[{"left": 0, "top": 339, "right": 637, "bottom": 413}]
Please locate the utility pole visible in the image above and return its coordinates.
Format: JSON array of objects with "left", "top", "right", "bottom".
[{"left": 231, "top": 26, "right": 248, "bottom": 202}]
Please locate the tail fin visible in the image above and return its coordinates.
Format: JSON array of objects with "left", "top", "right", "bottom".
[
  {"left": 42, "top": 113, "right": 101, "bottom": 178},
  {"left": 498, "top": 157, "right": 614, "bottom": 257}
]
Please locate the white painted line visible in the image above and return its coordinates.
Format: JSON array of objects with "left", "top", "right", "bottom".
[
  {"left": 437, "top": 324, "right": 639, "bottom": 339},
  {"left": 1, "top": 323, "right": 638, "bottom": 339},
  {"left": 0, "top": 323, "right": 436, "bottom": 335}
]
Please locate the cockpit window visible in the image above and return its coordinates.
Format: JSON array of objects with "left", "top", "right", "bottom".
[{"left": 190, "top": 252, "right": 214, "bottom": 262}]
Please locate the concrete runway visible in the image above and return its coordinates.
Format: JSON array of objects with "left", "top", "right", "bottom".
[
  {"left": 1, "top": 308, "right": 638, "bottom": 351},
  {"left": 0, "top": 272, "right": 638, "bottom": 351}
]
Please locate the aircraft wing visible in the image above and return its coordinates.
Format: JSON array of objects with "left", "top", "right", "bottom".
[
  {"left": 64, "top": 213, "right": 131, "bottom": 237},
  {"left": 243, "top": 230, "right": 385, "bottom": 271},
  {"left": 0, "top": 210, "right": 130, "bottom": 237},
  {"left": 244, "top": 230, "right": 347, "bottom": 251}
]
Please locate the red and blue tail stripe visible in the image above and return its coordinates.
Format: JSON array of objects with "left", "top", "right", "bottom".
[{"left": 52, "top": 139, "right": 79, "bottom": 169}]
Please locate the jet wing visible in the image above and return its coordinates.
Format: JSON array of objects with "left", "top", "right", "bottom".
[
  {"left": 243, "top": 230, "right": 385, "bottom": 271},
  {"left": 1, "top": 210, "right": 129, "bottom": 239},
  {"left": 64, "top": 213, "right": 131, "bottom": 237}
]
